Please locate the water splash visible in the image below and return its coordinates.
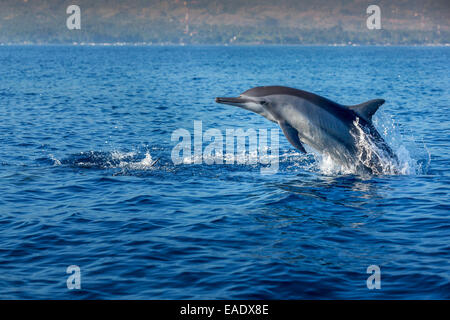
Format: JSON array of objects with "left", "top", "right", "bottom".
[
  {"left": 48, "top": 154, "right": 62, "bottom": 166},
  {"left": 352, "top": 117, "right": 400, "bottom": 175},
  {"left": 126, "top": 151, "right": 159, "bottom": 170},
  {"left": 311, "top": 113, "right": 430, "bottom": 176},
  {"left": 50, "top": 111, "right": 429, "bottom": 178},
  {"left": 373, "top": 111, "right": 431, "bottom": 175},
  {"left": 315, "top": 153, "right": 357, "bottom": 176},
  {"left": 61, "top": 150, "right": 158, "bottom": 171}
]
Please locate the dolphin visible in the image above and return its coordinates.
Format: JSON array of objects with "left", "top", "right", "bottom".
[{"left": 215, "top": 86, "right": 398, "bottom": 174}]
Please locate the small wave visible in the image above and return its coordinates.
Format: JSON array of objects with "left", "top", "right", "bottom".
[{"left": 60, "top": 150, "right": 159, "bottom": 171}]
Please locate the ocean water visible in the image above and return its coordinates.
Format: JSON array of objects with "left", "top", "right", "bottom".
[{"left": 0, "top": 45, "right": 448, "bottom": 299}]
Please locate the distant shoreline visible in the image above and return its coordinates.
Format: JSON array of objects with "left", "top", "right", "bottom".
[{"left": 1, "top": 42, "right": 449, "bottom": 47}]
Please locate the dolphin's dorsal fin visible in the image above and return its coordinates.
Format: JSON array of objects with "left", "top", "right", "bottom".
[
  {"left": 279, "top": 121, "right": 307, "bottom": 153},
  {"left": 347, "top": 99, "right": 385, "bottom": 122}
]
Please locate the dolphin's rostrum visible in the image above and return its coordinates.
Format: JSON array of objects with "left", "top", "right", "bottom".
[{"left": 216, "top": 86, "right": 398, "bottom": 174}]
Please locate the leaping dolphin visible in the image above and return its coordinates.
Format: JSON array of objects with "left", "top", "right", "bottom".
[{"left": 215, "top": 86, "right": 398, "bottom": 174}]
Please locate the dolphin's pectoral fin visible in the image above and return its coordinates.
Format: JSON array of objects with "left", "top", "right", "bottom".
[
  {"left": 278, "top": 121, "right": 307, "bottom": 153},
  {"left": 347, "top": 99, "right": 385, "bottom": 122}
]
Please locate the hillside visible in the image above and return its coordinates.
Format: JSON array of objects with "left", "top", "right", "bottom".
[{"left": 0, "top": 0, "right": 449, "bottom": 44}]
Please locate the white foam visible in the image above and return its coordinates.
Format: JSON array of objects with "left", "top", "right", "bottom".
[
  {"left": 49, "top": 154, "right": 61, "bottom": 166},
  {"left": 110, "top": 150, "right": 136, "bottom": 160},
  {"left": 312, "top": 113, "right": 428, "bottom": 176},
  {"left": 121, "top": 151, "right": 158, "bottom": 170}
]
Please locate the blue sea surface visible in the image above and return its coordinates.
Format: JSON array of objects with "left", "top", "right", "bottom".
[{"left": 0, "top": 45, "right": 448, "bottom": 299}]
